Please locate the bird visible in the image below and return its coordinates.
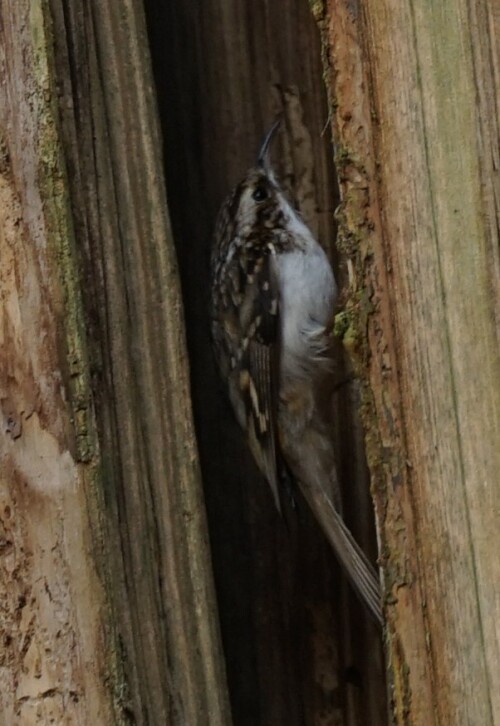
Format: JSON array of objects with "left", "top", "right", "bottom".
[{"left": 210, "top": 120, "right": 382, "bottom": 625}]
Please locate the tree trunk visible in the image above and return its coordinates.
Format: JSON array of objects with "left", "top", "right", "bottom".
[
  {"left": 7, "top": 0, "right": 494, "bottom": 724},
  {"left": 318, "top": 0, "right": 500, "bottom": 723},
  {"left": 0, "top": 1, "right": 230, "bottom": 723}
]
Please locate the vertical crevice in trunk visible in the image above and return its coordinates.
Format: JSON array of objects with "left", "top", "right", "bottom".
[{"left": 145, "top": 1, "right": 387, "bottom": 723}]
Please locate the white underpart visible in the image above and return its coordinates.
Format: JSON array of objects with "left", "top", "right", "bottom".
[{"left": 273, "top": 196, "right": 337, "bottom": 380}]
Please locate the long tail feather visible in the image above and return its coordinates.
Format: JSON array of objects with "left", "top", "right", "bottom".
[{"left": 299, "top": 479, "right": 382, "bottom": 625}]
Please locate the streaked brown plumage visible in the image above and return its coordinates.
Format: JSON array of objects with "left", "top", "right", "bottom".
[{"left": 211, "top": 122, "right": 382, "bottom": 625}]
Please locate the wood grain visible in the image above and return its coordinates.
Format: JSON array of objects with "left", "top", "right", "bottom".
[
  {"left": 0, "top": 1, "right": 114, "bottom": 721},
  {"left": 48, "top": 0, "right": 232, "bottom": 722},
  {"left": 1, "top": 0, "right": 231, "bottom": 723},
  {"left": 324, "top": 0, "right": 500, "bottom": 722}
]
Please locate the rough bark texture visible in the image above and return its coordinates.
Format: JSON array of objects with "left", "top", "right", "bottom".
[
  {"left": 319, "top": 0, "right": 500, "bottom": 723},
  {"left": 0, "top": 1, "right": 117, "bottom": 722},
  {"left": 1, "top": 0, "right": 230, "bottom": 724},
  {"left": 145, "top": 1, "right": 386, "bottom": 724}
]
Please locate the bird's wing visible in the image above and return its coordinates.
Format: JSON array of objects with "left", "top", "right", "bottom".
[{"left": 233, "top": 247, "right": 283, "bottom": 512}]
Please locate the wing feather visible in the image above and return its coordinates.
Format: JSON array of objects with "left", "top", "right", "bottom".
[{"left": 236, "top": 249, "right": 283, "bottom": 511}]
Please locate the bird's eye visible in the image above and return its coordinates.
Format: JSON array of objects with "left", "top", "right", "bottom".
[{"left": 252, "top": 186, "right": 268, "bottom": 202}]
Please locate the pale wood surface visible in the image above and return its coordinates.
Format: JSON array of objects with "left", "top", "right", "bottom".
[
  {"left": 0, "top": 2, "right": 116, "bottom": 722},
  {"left": 324, "top": 0, "right": 500, "bottom": 723}
]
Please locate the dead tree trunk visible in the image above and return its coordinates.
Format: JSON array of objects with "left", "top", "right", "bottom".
[
  {"left": 317, "top": 0, "right": 500, "bottom": 723},
  {"left": 0, "top": 1, "right": 230, "bottom": 723}
]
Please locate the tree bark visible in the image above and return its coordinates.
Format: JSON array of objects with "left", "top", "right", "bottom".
[
  {"left": 0, "top": 1, "right": 230, "bottom": 723},
  {"left": 318, "top": 0, "right": 500, "bottom": 723}
]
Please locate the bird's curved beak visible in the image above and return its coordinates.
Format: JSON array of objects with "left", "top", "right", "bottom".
[{"left": 257, "top": 118, "right": 281, "bottom": 170}]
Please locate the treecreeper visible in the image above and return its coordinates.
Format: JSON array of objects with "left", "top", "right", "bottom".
[{"left": 211, "top": 120, "right": 382, "bottom": 626}]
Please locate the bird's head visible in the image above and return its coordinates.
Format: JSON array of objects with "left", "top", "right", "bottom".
[{"left": 228, "top": 120, "right": 286, "bottom": 235}]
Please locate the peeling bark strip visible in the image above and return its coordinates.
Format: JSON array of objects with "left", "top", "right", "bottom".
[
  {"left": 318, "top": 0, "right": 500, "bottom": 723},
  {"left": 1, "top": 0, "right": 230, "bottom": 724}
]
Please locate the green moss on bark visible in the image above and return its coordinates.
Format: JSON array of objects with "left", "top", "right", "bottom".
[{"left": 29, "top": 2, "right": 132, "bottom": 722}]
